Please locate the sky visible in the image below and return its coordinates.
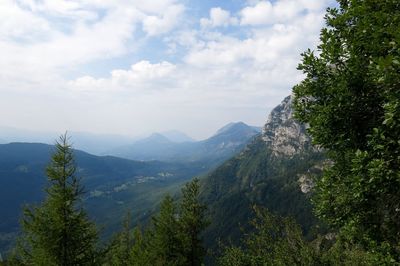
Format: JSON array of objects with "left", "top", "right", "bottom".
[{"left": 0, "top": 0, "right": 336, "bottom": 139}]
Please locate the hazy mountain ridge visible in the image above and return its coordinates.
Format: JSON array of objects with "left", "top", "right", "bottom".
[
  {"left": 0, "top": 106, "right": 322, "bottom": 257},
  {"left": 108, "top": 122, "right": 261, "bottom": 164},
  {"left": 0, "top": 127, "right": 135, "bottom": 155},
  {"left": 160, "top": 130, "right": 196, "bottom": 143}
]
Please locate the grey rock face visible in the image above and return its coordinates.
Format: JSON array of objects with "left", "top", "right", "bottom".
[
  {"left": 299, "top": 174, "right": 315, "bottom": 193},
  {"left": 262, "top": 95, "right": 313, "bottom": 157}
]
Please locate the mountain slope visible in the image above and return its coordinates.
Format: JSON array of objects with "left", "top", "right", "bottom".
[
  {"left": 109, "top": 122, "right": 261, "bottom": 164},
  {"left": 200, "top": 96, "right": 324, "bottom": 249},
  {"left": 161, "top": 130, "right": 195, "bottom": 143}
]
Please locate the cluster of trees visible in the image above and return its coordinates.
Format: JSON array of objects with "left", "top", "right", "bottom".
[
  {"left": 105, "top": 180, "right": 208, "bottom": 265},
  {"left": 2, "top": 135, "right": 208, "bottom": 265},
  {"left": 217, "top": 206, "right": 395, "bottom": 265}
]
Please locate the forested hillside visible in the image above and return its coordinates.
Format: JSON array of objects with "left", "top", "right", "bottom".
[{"left": 200, "top": 96, "right": 325, "bottom": 252}]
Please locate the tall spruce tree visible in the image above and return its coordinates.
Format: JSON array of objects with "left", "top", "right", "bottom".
[
  {"left": 148, "top": 195, "right": 183, "bottom": 265},
  {"left": 179, "top": 178, "right": 208, "bottom": 266},
  {"left": 105, "top": 213, "right": 134, "bottom": 266},
  {"left": 17, "top": 134, "right": 99, "bottom": 265},
  {"left": 293, "top": 0, "right": 400, "bottom": 259}
]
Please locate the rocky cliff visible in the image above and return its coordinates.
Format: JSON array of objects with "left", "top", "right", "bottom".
[{"left": 262, "top": 95, "right": 314, "bottom": 158}]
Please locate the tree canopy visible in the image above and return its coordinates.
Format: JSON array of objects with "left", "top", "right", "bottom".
[{"left": 293, "top": 0, "right": 400, "bottom": 259}]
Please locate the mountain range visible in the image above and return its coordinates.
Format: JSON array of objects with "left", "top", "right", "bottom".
[
  {"left": 0, "top": 121, "right": 260, "bottom": 254},
  {"left": 107, "top": 122, "right": 261, "bottom": 165},
  {"left": 0, "top": 97, "right": 324, "bottom": 261}
]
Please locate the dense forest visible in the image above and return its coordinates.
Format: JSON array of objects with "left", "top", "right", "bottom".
[{"left": 1, "top": 0, "right": 400, "bottom": 265}]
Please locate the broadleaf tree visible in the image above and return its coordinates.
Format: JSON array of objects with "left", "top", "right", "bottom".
[{"left": 293, "top": 0, "right": 400, "bottom": 259}]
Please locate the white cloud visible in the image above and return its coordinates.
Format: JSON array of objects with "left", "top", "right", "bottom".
[
  {"left": 184, "top": 22, "right": 311, "bottom": 68},
  {"left": 200, "top": 7, "right": 238, "bottom": 28},
  {"left": 69, "top": 60, "right": 176, "bottom": 91},
  {"left": 17, "top": 0, "right": 99, "bottom": 21},
  {"left": 240, "top": 0, "right": 331, "bottom": 25},
  {"left": 0, "top": 0, "right": 185, "bottom": 92},
  {"left": 116, "top": 60, "right": 176, "bottom": 80},
  {"left": 142, "top": 4, "right": 184, "bottom": 36},
  {"left": 0, "top": 0, "right": 52, "bottom": 42},
  {"left": 240, "top": 1, "right": 273, "bottom": 25},
  {"left": 0, "top": 0, "right": 336, "bottom": 138}
]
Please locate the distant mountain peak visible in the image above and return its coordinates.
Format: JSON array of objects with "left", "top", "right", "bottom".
[
  {"left": 160, "top": 130, "right": 195, "bottom": 143},
  {"left": 142, "top": 133, "right": 172, "bottom": 143},
  {"left": 215, "top": 121, "right": 257, "bottom": 136},
  {"left": 107, "top": 122, "right": 260, "bottom": 163}
]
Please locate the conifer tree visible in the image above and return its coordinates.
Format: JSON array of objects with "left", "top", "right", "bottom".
[
  {"left": 129, "top": 226, "right": 148, "bottom": 266},
  {"left": 17, "top": 134, "right": 99, "bottom": 265},
  {"left": 104, "top": 179, "right": 209, "bottom": 266},
  {"left": 179, "top": 178, "right": 208, "bottom": 266},
  {"left": 148, "top": 195, "right": 183, "bottom": 265},
  {"left": 105, "top": 213, "right": 134, "bottom": 266}
]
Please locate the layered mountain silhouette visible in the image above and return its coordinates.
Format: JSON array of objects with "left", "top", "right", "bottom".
[
  {"left": 108, "top": 122, "right": 261, "bottom": 164},
  {"left": 0, "top": 121, "right": 260, "bottom": 254},
  {"left": 0, "top": 97, "right": 326, "bottom": 258}
]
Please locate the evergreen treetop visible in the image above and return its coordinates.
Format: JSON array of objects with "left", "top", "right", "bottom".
[{"left": 17, "top": 134, "right": 99, "bottom": 265}]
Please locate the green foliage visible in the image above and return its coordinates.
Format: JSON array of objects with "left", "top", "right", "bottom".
[
  {"left": 320, "top": 237, "right": 398, "bottom": 266},
  {"left": 217, "top": 207, "right": 317, "bottom": 266},
  {"left": 200, "top": 136, "right": 324, "bottom": 256},
  {"left": 293, "top": 0, "right": 400, "bottom": 259},
  {"left": 104, "top": 178, "right": 208, "bottom": 266},
  {"left": 105, "top": 213, "right": 134, "bottom": 265},
  {"left": 179, "top": 178, "right": 209, "bottom": 266},
  {"left": 129, "top": 227, "right": 149, "bottom": 265},
  {"left": 147, "top": 195, "right": 183, "bottom": 265},
  {"left": 217, "top": 207, "right": 398, "bottom": 266},
  {"left": 16, "top": 134, "right": 99, "bottom": 265}
]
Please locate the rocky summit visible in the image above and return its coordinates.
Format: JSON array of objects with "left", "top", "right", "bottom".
[{"left": 262, "top": 95, "right": 315, "bottom": 158}]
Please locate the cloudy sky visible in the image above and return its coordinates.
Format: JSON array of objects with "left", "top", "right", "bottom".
[{"left": 0, "top": 0, "right": 335, "bottom": 139}]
